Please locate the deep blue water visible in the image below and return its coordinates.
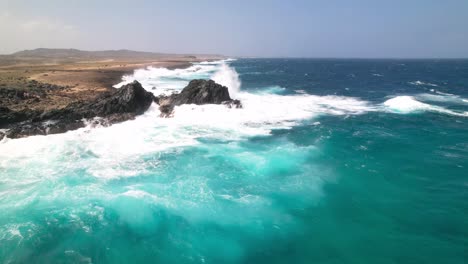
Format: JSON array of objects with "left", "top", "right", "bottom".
[{"left": 0, "top": 59, "right": 467, "bottom": 263}]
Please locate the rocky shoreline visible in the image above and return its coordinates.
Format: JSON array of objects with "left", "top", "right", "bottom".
[
  {"left": 157, "top": 79, "right": 241, "bottom": 117},
  {"left": 0, "top": 79, "right": 241, "bottom": 140}
]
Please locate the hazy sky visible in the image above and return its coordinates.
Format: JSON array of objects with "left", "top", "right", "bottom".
[{"left": 1, "top": 0, "right": 468, "bottom": 58}]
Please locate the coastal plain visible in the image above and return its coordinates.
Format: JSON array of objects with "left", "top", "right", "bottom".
[{"left": 0, "top": 49, "right": 223, "bottom": 111}]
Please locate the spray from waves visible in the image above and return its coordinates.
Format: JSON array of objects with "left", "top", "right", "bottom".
[
  {"left": 383, "top": 96, "right": 431, "bottom": 113},
  {"left": 383, "top": 96, "right": 468, "bottom": 117},
  {"left": 114, "top": 59, "right": 242, "bottom": 98},
  {"left": 211, "top": 62, "right": 241, "bottom": 97},
  {"left": 113, "top": 63, "right": 220, "bottom": 96}
]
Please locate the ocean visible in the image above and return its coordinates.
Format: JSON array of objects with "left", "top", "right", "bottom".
[{"left": 0, "top": 58, "right": 467, "bottom": 263}]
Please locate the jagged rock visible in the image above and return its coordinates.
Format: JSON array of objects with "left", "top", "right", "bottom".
[
  {"left": 2, "top": 81, "right": 155, "bottom": 139},
  {"left": 1, "top": 79, "right": 242, "bottom": 139},
  {"left": 172, "top": 79, "right": 232, "bottom": 105},
  {"left": 158, "top": 79, "right": 241, "bottom": 117},
  {"left": 222, "top": 99, "right": 243, "bottom": 109},
  {"left": 0, "top": 106, "right": 40, "bottom": 128}
]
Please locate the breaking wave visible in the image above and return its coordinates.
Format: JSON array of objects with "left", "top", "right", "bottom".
[
  {"left": 112, "top": 59, "right": 374, "bottom": 139},
  {"left": 0, "top": 60, "right": 375, "bottom": 179},
  {"left": 383, "top": 96, "right": 468, "bottom": 117},
  {"left": 2, "top": 59, "right": 467, "bottom": 263},
  {"left": 415, "top": 92, "right": 468, "bottom": 104},
  {"left": 211, "top": 62, "right": 241, "bottom": 97}
]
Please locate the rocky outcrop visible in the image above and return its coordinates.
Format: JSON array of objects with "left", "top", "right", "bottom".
[
  {"left": 158, "top": 79, "right": 242, "bottom": 117},
  {"left": 0, "top": 107, "right": 41, "bottom": 127},
  {"left": 0, "top": 81, "right": 66, "bottom": 104},
  {"left": 0, "top": 79, "right": 242, "bottom": 140},
  {"left": 171, "top": 79, "right": 232, "bottom": 105},
  {"left": 0, "top": 81, "right": 154, "bottom": 139},
  {"left": 38, "top": 80, "right": 154, "bottom": 121}
]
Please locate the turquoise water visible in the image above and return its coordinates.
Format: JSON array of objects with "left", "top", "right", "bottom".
[{"left": 1, "top": 59, "right": 467, "bottom": 263}]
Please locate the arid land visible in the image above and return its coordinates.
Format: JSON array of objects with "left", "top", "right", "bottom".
[{"left": 0, "top": 49, "right": 224, "bottom": 111}]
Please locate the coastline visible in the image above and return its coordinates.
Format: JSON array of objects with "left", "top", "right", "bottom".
[{"left": 0, "top": 56, "right": 222, "bottom": 112}]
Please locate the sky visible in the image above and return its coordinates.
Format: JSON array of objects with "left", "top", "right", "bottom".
[{"left": 1, "top": 0, "right": 468, "bottom": 58}]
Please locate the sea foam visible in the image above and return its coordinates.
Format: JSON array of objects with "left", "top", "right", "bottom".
[
  {"left": 383, "top": 96, "right": 468, "bottom": 117},
  {"left": 0, "top": 60, "right": 373, "bottom": 180},
  {"left": 409, "top": 80, "right": 438, "bottom": 87}
]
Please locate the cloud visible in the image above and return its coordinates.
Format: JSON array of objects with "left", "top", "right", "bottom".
[{"left": 0, "top": 12, "right": 82, "bottom": 54}]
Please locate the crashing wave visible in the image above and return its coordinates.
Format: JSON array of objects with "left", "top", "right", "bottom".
[
  {"left": 383, "top": 96, "right": 468, "bottom": 117},
  {"left": 1, "top": 60, "right": 375, "bottom": 179},
  {"left": 211, "top": 62, "right": 241, "bottom": 97}
]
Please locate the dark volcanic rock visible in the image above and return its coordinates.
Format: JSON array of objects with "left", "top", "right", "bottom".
[
  {"left": 0, "top": 81, "right": 64, "bottom": 106},
  {"left": 39, "top": 80, "right": 154, "bottom": 121},
  {"left": 0, "top": 106, "right": 41, "bottom": 128},
  {"left": 2, "top": 81, "right": 155, "bottom": 139},
  {"left": 0, "top": 79, "right": 242, "bottom": 139},
  {"left": 158, "top": 79, "right": 241, "bottom": 117},
  {"left": 172, "top": 79, "right": 232, "bottom": 105}
]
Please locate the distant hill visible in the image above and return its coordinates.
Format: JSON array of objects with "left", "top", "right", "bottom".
[
  {"left": 10, "top": 48, "right": 176, "bottom": 59},
  {"left": 0, "top": 48, "right": 222, "bottom": 67}
]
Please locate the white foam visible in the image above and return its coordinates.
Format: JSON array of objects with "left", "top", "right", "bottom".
[
  {"left": 122, "top": 190, "right": 155, "bottom": 199},
  {"left": 0, "top": 91, "right": 372, "bottom": 181},
  {"left": 409, "top": 80, "right": 438, "bottom": 87},
  {"left": 415, "top": 93, "right": 468, "bottom": 104},
  {"left": 211, "top": 62, "right": 241, "bottom": 97},
  {"left": 383, "top": 96, "right": 431, "bottom": 113},
  {"left": 112, "top": 60, "right": 372, "bottom": 140},
  {"left": 383, "top": 96, "right": 468, "bottom": 117},
  {"left": 168, "top": 92, "right": 372, "bottom": 135},
  {"left": 113, "top": 62, "right": 220, "bottom": 96},
  {"left": 434, "top": 90, "right": 454, "bottom": 96},
  {"left": 112, "top": 59, "right": 239, "bottom": 97},
  {"left": 295, "top": 89, "right": 306, "bottom": 94},
  {"left": 0, "top": 60, "right": 376, "bottom": 180},
  {"left": 198, "top": 58, "right": 235, "bottom": 65}
]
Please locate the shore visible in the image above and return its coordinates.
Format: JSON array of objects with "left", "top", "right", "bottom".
[{"left": 0, "top": 56, "right": 222, "bottom": 112}]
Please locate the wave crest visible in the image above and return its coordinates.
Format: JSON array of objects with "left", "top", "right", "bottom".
[{"left": 384, "top": 96, "right": 468, "bottom": 117}]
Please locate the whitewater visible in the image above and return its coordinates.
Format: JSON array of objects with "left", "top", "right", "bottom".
[{"left": 1, "top": 59, "right": 467, "bottom": 263}]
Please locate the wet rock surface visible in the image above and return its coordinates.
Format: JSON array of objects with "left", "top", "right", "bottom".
[
  {"left": 0, "top": 79, "right": 242, "bottom": 139},
  {"left": 0, "top": 81, "right": 154, "bottom": 139},
  {"left": 158, "top": 79, "right": 242, "bottom": 117}
]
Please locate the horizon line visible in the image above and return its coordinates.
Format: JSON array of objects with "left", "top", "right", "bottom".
[{"left": 1, "top": 48, "right": 467, "bottom": 60}]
